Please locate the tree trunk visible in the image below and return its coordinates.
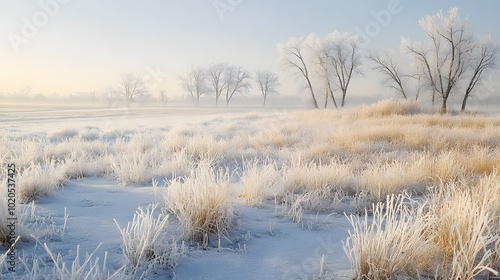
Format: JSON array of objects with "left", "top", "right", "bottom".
[
  {"left": 328, "top": 87, "right": 338, "bottom": 109},
  {"left": 432, "top": 90, "right": 435, "bottom": 108},
  {"left": 461, "top": 91, "right": 470, "bottom": 112},
  {"left": 263, "top": 95, "right": 267, "bottom": 108},
  {"left": 440, "top": 97, "right": 447, "bottom": 114},
  {"left": 341, "top": 90, "right": 347, "bottom": 107},
  {"left": 306, "top": 79, "right": 318, "bottom": 109},
  {"left": 324, "top": 90, "right": 328, "bottom": 109}
]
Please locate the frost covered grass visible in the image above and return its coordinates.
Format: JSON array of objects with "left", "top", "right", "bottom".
[
  {"left": 17, "top": 241, "right": 126, "bottom": 280},
  {"left": 114, "top": 203, "right": 183, "bottom": 273},
  {"left": 16, "top": 160, "right": 66, "bottom": 202},
  {"left": 344, "top": 173, "right": 500, "bottom": 279},
  {"left": 1, "top": 100, "right": 500, "bottom": 278},
  {"left": 344, "top": 193, "right": 434, "bottom": 279},
  {"left": 238, "top": 159, "right": 278, "bottom": 206},
  {"left": 159, "top": 163, "right": 234, "bottom": 246}
]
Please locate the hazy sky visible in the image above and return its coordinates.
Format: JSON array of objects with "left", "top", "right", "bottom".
[{"left": 1, "top": 0, "right": 499, "bottom": 102}]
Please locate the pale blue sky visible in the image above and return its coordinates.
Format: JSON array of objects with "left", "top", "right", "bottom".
[{"left": 1, "top": 0, "right": 499, "bottom": 100}]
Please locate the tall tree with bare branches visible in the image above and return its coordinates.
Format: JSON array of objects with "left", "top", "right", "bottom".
[
  {"left": 369, "top": 50, "right": 410, "bottom": 100},
  {"left": 224, "top": 65, "right": 252, "bottom": 107},
  {"left": 402, "top": 8, "right": 475, "bottom": 113},
  {"left": 102, "top": 85, "right": 117, "bottom": 107},
  {"left": 159, "top": 89, "right": 169, "bottom": 107},
  {"left": 322, "top": 32, "right": 362, "bottom": 107},
  {"left": 116, "top": 73, "right": 149, "bottom": 107},
  {"left": 208, "top": 63, "right": 229, "bottom": 107},
  {"left": 278, "top": 36, "right": 319, "bottom": 109},
  {"left": 315, "top": 44, "right": 338, "bottom": 109},
  {"left": 179, "top": 66, "right": 208, "bottom": 107},
  {"left": 461, "top": 40, "right": 499, "bottom": 112},
  {"left": 256, "top": 70, "right": 280, "bottom": 107}
]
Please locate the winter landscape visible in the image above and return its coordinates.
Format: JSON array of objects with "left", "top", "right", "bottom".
[
  {"left": 1, "top": 100, "right": 499, "bottom": 279},
  {"left": 2, "top": 1, "right": 500, "bottom": 280}
]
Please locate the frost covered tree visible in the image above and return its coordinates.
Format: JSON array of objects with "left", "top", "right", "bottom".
[
  {"left": 309, "top": 34, "right": 341, "bottom": 109},
  {"left": 461, "top": 40, "right": 499, "bottom": 112},
  {"left": 102, "top": 85, "right": 117, "bottom": 107},
  {"left": 278, "top": 36, "right": 319, "bottom": 109},
  {"left": 255, "top": 70, "right": 280, "bottom": 107},
  {"left": 224, "top": 65, "right": 252, "bottom": 107},
  {"left": 320, "top": 32, "right": 362, "bottom": 108},
  {"left": 369, "top": 50, "right": 412, "bottom": 100},
  {"left": 208, "top": 63, "right": 229, "bottom": 107},
  {"left": 116, "top": 73, "right": 149, "bottom": 107},
  {"left": 402, "top": 8, "right": 477, "bottom": 113},
  {"left": 159, "top": 89, "right": 169, "bottom": 107},
  {"left": 179, "top": 66, "right": 208, "bottom": 107}
]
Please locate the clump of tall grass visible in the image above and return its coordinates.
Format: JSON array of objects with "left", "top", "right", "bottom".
[
  {"left": 9, "top": 138, "right": 46, "bottom": 170},
  {"left": 426, "top": 177, "right": 499, "bottom": 278},
  {"left": 162, "top": 163, "right": 233, "bottom": 246},
  {"left": 109, "top": 153, "right": 151, "bottom": 186},
  {"left": 357, "top": 157, "right": 430, "bottom": 201},
  {"left": 352, "top": 99, "right": 421, "bottom": 119},
  {"left": 62, "top": 151, "right": 110, "bottom": 179},
  {"left": 238, "top": 159, "right": 278, "bottom": 207},
  {"left": 151, "top": 148, "right": 195, "bottom": 179},
  {"left": 281, "top": 157, "right": 354, "bottom": 195},
  {"left": 344, "top": 174, "right": 500, "bottom": 279},
  {"left": 47, "top": 127, "right": 79, "bottom": 140},
  {"left": 16, "top": 160, "right": 66, "bottom": 202},
  {"left": 343, "top": 193, "right": 434, "bottom": 279},
  {"left": 17, "top": 240, "right": 126, "bottom": 280},
  {"left": 114, "top": 203, "right": 183, "bottom": 273}
]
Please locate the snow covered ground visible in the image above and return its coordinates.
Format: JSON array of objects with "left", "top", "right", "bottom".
[
  {"left": 1, "top": 102, "right": 499, "bottom": 279},
  {"left": 0, "top": 105, "right": 353, "bottom": 279}
]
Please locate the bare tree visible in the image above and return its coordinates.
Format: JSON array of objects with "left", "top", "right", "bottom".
[
  {"left": 179, "top": 66, "right": 208, "bottom": 107},
  {"left": 16, "top": 86, "right": 32, "bottom": 99},
  {"left": 159, "top": 89, "right": 169, "bottom": 107},
  {"left": 224, "top": 65, "right": 252, "bottom": 107},
  {"left": 322, "top": 32, "right": 362, "bottom": 107},
  {"left": 316, "top": 47, "right": 338, "bottom": 109},
  {"left": 208, "top": 63, "right": 229, "bottom": 107},
  {"left": 89, "top": 90, "right": 97, "bottom": 105},
  {"left": 102, "top": 85, "right": 117, "bottom": 107},
  {"left": 369, "top": 50, "right": 409, "bottom": 100},
  {"left": 116, "top": 73, "right": 149, "bottom": 107},
  {"left": 461, "top": 40, "right": 499, "bottom": 112},
  {"left": 402, "top": 8, "right": 475, "bottom": 113},
  {"left": 278, "top": 36, "right": 319, "bottom": 109},
  {"left": 256, "top": 70, "right": 280, "bottom": 107}
]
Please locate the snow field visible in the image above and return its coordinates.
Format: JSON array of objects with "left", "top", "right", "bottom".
[{"left": 0, "top": 100, "right": 499, "bottom": 278}]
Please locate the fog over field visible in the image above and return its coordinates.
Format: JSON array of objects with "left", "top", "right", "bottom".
[{"left": 1, "top": 1, "right": 500, "bottom": 279}]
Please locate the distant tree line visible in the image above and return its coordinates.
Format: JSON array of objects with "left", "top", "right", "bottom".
[
  {"left": 277, "top": 7, "right": 499, "bottom": 113},
  {"left": 178, "top": 64, "right": 279, "bottom": 107},
  {"left": 5, "top": 7, "right": 497, "bottom": 113}
]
